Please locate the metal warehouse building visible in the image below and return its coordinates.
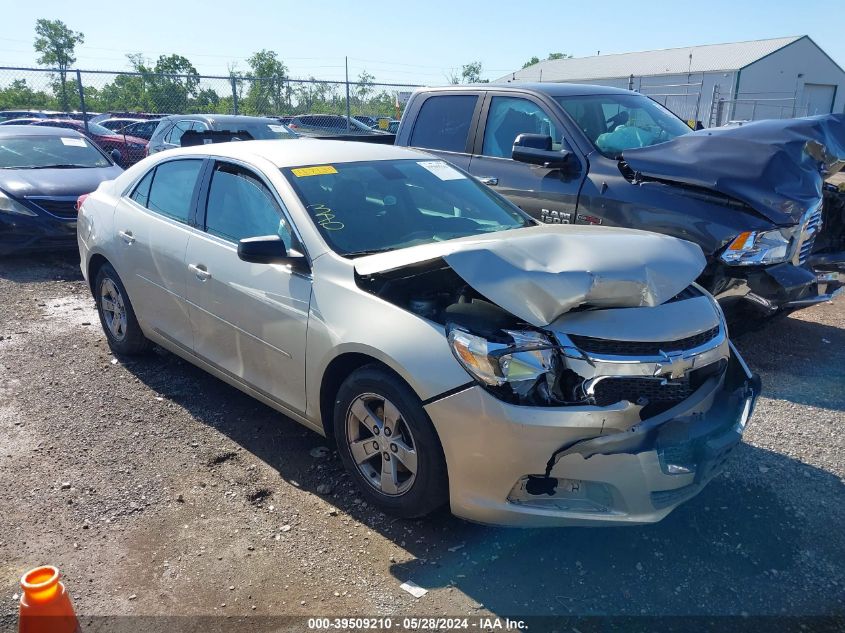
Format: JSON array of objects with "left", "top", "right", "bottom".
[{"left": 499, "top": 36, "right": 845, "bottom": 127}]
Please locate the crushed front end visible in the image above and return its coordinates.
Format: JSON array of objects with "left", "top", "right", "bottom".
[{"left": 424, "top": 288, "right": 760, "bottom": 527}]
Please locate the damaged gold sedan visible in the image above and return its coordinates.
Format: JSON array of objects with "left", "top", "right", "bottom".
[{"left": 78, "top": 139, "right": 759, "bottom": 526}]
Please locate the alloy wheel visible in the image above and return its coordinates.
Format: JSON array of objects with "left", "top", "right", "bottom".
[
  {"left": 100, "top": 278, "right": 128, "bottom": 342},
  {"left": 345, "top": 393, "right": 418, "bottom": 496}
]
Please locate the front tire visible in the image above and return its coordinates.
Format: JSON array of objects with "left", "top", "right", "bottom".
[
  {"left": 94, "top": 263, "right": 151, "bottom": 355},
  {"left": 334, "top": 365, "right": 448, "bottom": 518}
]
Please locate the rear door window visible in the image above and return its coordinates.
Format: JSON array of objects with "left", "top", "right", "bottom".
[
  {"left": 144, "top": 159, "right": 203, "bottom": 222},
  {"left": 410, "top": 95, "right": 478, "bottom": 153}
]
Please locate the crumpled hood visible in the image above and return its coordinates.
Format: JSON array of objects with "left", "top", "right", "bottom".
[
  {"left": 623, "top": 113, "right": 845, "bottom": 225},
  {"left": 354, "top": 225, "right": 705, "bottom": 327}
]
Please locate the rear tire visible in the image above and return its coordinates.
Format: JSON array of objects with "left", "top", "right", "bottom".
[
  {"left": 94, "top": 263, "right": 151, "bottom": 355},
  {"left": 334, "top": 365, "right": 448, "bottom": 518}
]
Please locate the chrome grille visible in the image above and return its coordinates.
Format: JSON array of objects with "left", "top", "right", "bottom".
[{"left": 795, "top": 205, "right": 823, "bottom": 265}]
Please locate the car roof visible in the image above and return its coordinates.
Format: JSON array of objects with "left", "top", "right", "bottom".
[
  {"left": 417, "top": 82, "right": 635, "bottom": 97},
  {"left": 0, "top": 125, "right": 85, "bottom": 138},
  {"left": 163, "top": 137, "right": 433, "bottom": 167},
  {"left": 162, "top": 114, "right": 280, "bottom": 125}
]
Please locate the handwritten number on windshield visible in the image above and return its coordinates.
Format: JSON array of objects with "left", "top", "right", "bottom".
[{"left": 308, "top": 203, "right": 344, "bottom": 231}]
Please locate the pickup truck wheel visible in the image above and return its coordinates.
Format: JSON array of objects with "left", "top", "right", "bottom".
[
  {"left": 334, "top": 366, "right": 448, "bottom": 518},
  {"left": 94, "top": 263, "right": 151, "bottom": 355}
]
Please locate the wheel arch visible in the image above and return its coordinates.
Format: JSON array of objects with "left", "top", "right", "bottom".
[
  {"left": 86, "top": 252, "right": 111, "bottom": 294},
  {"left": 318, "top": 352, "right": 410, "bottom": 440}
]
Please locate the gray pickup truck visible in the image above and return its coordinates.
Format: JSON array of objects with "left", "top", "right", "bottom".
[{"left": 391, "top": 83, "right": 845, "bottom": 323}]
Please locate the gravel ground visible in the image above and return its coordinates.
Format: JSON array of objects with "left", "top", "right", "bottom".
[{"left": 1, "top": 252, "right": 843, "bottom": 630}]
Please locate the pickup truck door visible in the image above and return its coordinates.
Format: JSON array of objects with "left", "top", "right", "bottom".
[{"left": 467, "top": 92, "right": 586, "bottom": 225}]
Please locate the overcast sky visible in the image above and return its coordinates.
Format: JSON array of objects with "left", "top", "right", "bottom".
[{"left": 1, "top": 0, "right": 842, "bottom": 85}]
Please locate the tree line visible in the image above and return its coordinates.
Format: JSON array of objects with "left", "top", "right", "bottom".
[
  {"left": 0, "top": 19, "right": 399, "bottom": 117},
  {"left": 0, "top": 19, "right": 573, "bottom": 115}
]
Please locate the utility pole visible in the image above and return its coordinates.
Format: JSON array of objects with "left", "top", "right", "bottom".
[
  {"left": 76, "top": 70, "right": 88, "bottom": 134},
  {"left": 345, "top": 56, "right": 351, "bottom": 131}
]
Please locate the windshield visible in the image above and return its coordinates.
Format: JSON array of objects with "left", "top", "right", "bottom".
[
  {"left": 555, "top": 94, "right": 692, "bottom": 158},
  {"left": 0, "top": 135, "right": 111, "bottom": 168},
  {"left": 282, "top": 159, "right": 532, "bottom": 256}
]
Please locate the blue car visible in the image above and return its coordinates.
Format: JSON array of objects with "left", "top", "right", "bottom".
[{"left": 0, "top": 126, "right": 123, "bottom": 255}]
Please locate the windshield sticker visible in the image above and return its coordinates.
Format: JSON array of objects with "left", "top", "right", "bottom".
[
  {"left": 418, "top": 160, "right": 464, "bottom": 181},
  {"left": 60, "top": 137, "right": 87, "bottom": 147},
  {"left": 292, "top": 165, "right": 338, "bottom": 177},
  {"left": 307, "top": 203, "right": 344, "bottom": 231}
]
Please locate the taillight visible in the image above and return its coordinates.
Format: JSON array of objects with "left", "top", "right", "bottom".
[{"left": 76, "top": 193, "right": 90, "bottom": 211}]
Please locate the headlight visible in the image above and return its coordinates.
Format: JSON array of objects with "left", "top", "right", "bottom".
[
  {"left": 446, "top": 325, "right": 556, "bottom": 391},
  {"left": 719, "top": 227, "right": 797, "bottom": 265},
  {"left": 0, "top": 190, "right": 37, "bottom": 216}
]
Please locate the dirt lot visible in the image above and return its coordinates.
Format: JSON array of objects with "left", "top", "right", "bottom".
[{"left": 1, "top": 252, "right": 844, "bottom": 630}]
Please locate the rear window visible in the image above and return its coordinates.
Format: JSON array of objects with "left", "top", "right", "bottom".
[{"left": 410, "top": 95, "right": 478, "bottom": 153}]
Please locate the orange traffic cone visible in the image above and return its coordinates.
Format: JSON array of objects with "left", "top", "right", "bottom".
[{"left": 18, "top": 566, "right": 80, "bottom": 633}]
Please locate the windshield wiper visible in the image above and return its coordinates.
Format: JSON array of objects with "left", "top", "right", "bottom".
[
  {"left": 27, "top": 164, "right": 96, "bottom": 169},
  {"left": 344, "top": 246, "right": 397, "bottom": 258}
]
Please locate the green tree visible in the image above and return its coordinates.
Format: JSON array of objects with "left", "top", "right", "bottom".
[
  {"left": 461, "top": 61, "right": 486, "bottom": 84},
  {"left": 547, "top": 52, "right": 573, "bottom": 60},
  {"left": 522, "top": 56, "right": 540, "bottom": 68},
  {"left": 355, "top": 70, "right": 375, "bottom": 110},
  {"left": 0, "top": 79, "right": 53, "bottom": 109},
  {"left": 245, "top": 49, "right": 288, "bottom": 115},
  {"left": 33, "top": 19, "right": 84, "bottom": 112},
  {"left": 129, "top": 53, "right": 200, "bottom": 113}
]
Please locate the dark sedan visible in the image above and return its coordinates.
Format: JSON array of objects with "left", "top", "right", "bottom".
[
  {"left": 28, "top": 119, "right": 148, "bottom": 167},
  {"left": 0, "top": 126, "right": 122, "bottom": 255}
]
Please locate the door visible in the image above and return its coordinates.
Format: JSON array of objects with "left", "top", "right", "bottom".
[
  {"left": 468, "top": 94, "right": 585, "bottom": 224},
  {"left": 405, "top": 93, "right": 482, "bottom": 171},
  {"left": 803, "top": 84, "right": 836, "bottom": 116},
  {"left": 112, "top": 158, "right": 205, "bottom": 349},
  {"left": 185, "top": 160, "right": 312, "bottom": 415}
]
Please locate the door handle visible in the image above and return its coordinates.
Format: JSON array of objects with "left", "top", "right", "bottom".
[
  {"left": 118, "top": 230, "right": 135, "bottom": 245},
  {"left": 479, "top": 177, "right": 498, "bottom": 186},
  {"left": 188, "top": 263, "right": 212, "bottom": 281}
]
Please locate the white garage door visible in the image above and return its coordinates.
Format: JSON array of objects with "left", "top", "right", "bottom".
[{"left": 803, "top": 84, "right": 836, "bottom": 116}]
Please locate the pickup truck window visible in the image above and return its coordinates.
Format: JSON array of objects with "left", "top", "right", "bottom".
[
  {"left": 282, "top": 159, "right": 530, "bottom": 256},
  {"left": 555, "top": 94, "right": 691, "bottom": 158},
  {"left": 410, "top": 95, "right": 478, "bottom": 153},
  {"left": 481, "top": 96, "right": 561, "bottom": 158}
]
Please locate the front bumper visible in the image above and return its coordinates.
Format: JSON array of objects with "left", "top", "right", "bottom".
[
  {"left": 425, "top": 343, "right": 759, "bottom": 527},
  {"left": 715, "top": 260, "right": 844, "bottom": 316},
  {"left": 0, "top": 209, "right": 78, "bottom": 256}
]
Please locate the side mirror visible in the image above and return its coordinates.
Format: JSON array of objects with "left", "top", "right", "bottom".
[
  {"left": 110, "top": 148, "right": 123, "bottom": 165},
  {"left": 512, "top": 133, "right": 574, "bottom": 170},
  {"left": 237, "top": 235, "right": 309, "bottom": 271}
]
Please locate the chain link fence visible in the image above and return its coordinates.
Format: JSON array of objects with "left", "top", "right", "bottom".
[{"left": 0, "top": 66, "right": 420, "bottom": 130}]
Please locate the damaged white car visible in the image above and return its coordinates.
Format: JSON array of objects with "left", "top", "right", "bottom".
[{"left": 77, "top": 139, "right": 760, "bottom": 526}]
